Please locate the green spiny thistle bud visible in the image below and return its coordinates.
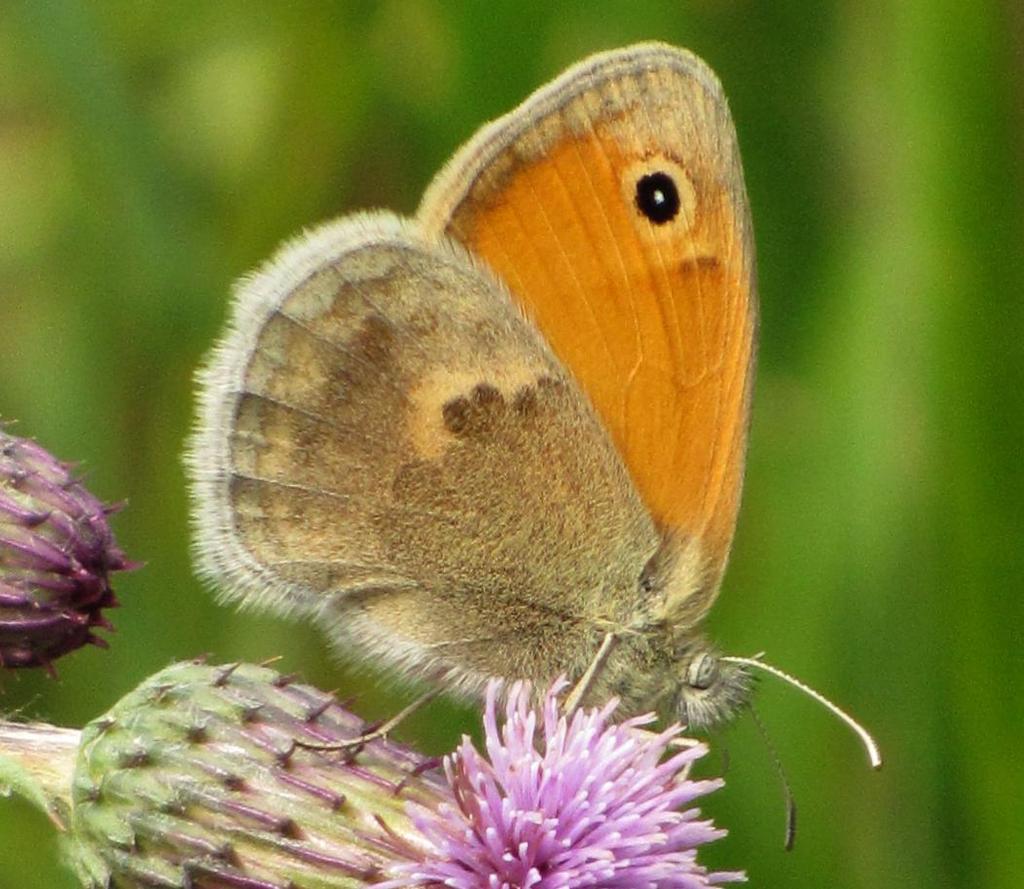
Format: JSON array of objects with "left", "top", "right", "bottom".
[
  {"left": 67, "top": 660, "right": 447, "bottom": 888},
  {"left": 0, "top": 428, "right": 132, "bottom": 671},
  {"left": 0, "top": 660, "right": 739, "bottom": 887}
]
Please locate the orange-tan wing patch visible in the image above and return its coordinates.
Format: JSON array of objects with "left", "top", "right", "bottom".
[{"left": 418, "top": 43, "right": 757, "bottom": 597}]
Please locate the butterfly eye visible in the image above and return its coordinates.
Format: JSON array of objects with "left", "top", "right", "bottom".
[
  {"left": 686, "top": 651, "right": 720, "bottom": 690},
  {"left": 635, "top": 171, "right": 681, "bottom": 224}
]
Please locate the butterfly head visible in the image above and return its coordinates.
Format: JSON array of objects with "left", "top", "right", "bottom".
[
  {"left": 634, "top": 534, "right": 752, "bottom": 729},
  {"left": 676, "top": 646, "right": 753, "bottom": 730}
]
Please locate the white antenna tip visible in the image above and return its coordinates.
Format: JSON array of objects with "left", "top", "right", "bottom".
[{"left": 722, "top": 654, "right": 883, "bottom": 771}]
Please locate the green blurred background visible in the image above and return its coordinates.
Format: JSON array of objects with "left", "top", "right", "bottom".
[{"left": 2, "top": 2, "right": 1021, "bottom": 887}]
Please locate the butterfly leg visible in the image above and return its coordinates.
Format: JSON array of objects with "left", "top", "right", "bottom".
[
  {"left": 665, "top": 735, "right": 707, "bottom": 781},
  {"left": 297, "top": 688, "right": 442, "bottom": 753},
  {"left": 562, "top": 631, "right": 619, "bottom": 714}
]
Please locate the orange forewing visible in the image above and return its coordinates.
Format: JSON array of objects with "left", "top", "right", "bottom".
[{"left": 420, "top": 45, "right": 757, "bottom": 590}]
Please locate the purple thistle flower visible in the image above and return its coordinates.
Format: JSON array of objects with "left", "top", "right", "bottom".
[
  {"left": 0, "top": 427, "right": 133, "bottom": 671},
  {"left": 384, "top": 680, "right": 744, "bottom": 889}
]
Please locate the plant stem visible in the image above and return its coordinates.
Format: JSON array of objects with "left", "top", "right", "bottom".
[{"left": 0, "top": 720, "right": 79, "bottom": 829}]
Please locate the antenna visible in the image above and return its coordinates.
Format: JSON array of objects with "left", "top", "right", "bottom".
[
  {"left": 749, "top": 703, "right": 798, "bottom": 851},
  {"left": 722, "top": 654, "right": 883, "bottom": 770}
]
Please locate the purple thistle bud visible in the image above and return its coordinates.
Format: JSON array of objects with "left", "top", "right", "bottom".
[
  {"left": 383, "top": 680, "right": 744, "bottom": 889},
  {"left": 0, "top": 427, "right": 132, "bottom": 671}
]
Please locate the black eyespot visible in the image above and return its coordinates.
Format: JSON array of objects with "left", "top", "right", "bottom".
[{"left": 635, "top": 171, "right": 681, "bottom": 224}]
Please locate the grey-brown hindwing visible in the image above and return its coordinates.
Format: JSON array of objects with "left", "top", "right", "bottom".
[{"left": 190, "top": 213, "right": 659, "bottom": 692}]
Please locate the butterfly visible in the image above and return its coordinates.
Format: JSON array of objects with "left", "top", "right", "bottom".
[{"left": 188, "top": 42, "right": 757, "bottom": 730}]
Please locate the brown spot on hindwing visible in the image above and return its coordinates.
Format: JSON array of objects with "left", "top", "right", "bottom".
[
  {"left": 405, "top": 363, "right": 552, "bottom": 460},
  {"left": 380, "top": 368, "right": 657, "bottom": 632},
  {"left": 442, "top": 384, "right": 504, "bottom": 437}
]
